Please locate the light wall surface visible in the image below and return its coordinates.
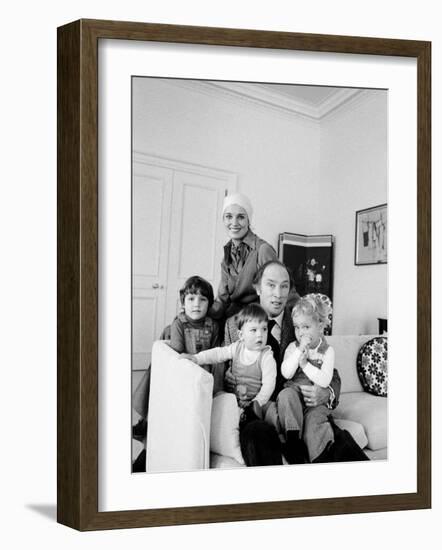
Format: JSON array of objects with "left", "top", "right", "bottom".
[
  {"left": 133, "top": 79, "right": 387, "bottom": 334},
  {"left": 319, "top": 92, "right": 388, "bottom": 334},
  {"left": 133, "top": 78, "right": 321, "bottom": 246}
]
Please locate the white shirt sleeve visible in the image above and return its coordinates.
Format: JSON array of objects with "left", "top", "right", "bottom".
[
  {"left": 302, "top": 346, "right": 335, "bottom": 388},
  {"left": 281, "top": 342, "right": 302, "bottom": 380},
  {"left": 193, "top": 341, "right": 236, "bottom": 365},
  {"left": 253, "top": 349, "right": 277, "bottom": 407}
]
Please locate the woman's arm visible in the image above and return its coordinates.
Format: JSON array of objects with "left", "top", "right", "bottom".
[
  {"left": 210, "top": 262, "right": 230, "bottom": 319},
  {"left": 257, "top": 242, "right": 278, "bottom": 267},
  {"left": 281, "top": 342, "right": 302, "bottom": 380},
  {"left": 301, "top": 347, "right": 335, "bottom": 388},
  {"left": 253, "top": 351, "right": 277, "bottom": 407}
]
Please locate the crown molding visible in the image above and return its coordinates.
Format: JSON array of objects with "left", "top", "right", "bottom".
[
  {"left": 206, "top": 81, "right": 319, "bottom": 119},
  {"left": 161, "top": 79, "right": 365, "bottom": 121},
  {"left": 317, "top": 88, "right": 364, "bottom": 118},
  {"left": 320, "top": 89, "right": 382, "bottom": 122}
]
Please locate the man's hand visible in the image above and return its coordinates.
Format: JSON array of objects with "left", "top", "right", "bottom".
[{"left": 299, "top": 384, "right": 330, "bottom": 407}]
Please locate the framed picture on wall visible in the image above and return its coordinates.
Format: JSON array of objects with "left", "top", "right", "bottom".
[
  {"left": 355, "top": 204, "right": 388, "bottom": 265},
  {"left": 278, "top": 233, "right": 334, "bottom": 298},
  {"left": 278, "top": 233, "right": 334, "bottom": 332},
  {"left": 57, "top": 19, "right": 431, "bottom": 531}
]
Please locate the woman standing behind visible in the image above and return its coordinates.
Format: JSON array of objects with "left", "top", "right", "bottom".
[{"left": 210, "top": 192, "right": 278, "bottom": 321}]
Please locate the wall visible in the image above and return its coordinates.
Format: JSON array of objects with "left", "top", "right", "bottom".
[
  {"left": 318, "top": 92, "right": 388, "bottom": 334},
  {"left": 133, "top": 77, "right": 321, "bottom": 251}
]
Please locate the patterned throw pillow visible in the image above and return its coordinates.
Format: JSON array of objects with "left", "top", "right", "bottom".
[{"left": 357, "top": 337, "right": 388, "bottom": 397}]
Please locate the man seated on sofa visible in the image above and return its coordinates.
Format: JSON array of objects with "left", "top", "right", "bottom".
[{"left": 223, "top": 259, "right": 342, "bottom": 465}]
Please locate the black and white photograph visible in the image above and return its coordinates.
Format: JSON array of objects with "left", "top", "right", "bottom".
[
  {"left": 130, "top": 77, "right": 388, "bottom": 474},
  {"left": 2, "top": 0, "right": 437, "bottom": 543}
]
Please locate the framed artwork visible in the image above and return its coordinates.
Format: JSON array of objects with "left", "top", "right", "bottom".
[
  {"left": 57, "top": 19, "right": 431, "bottom": 531},
  {"left": 279, "top": 233, "right": 334, "bottom": 298},
  {"left": 355, "top": 204, "right": 388, "bottom": 265},
  {"left": 278, "top": 233, "right": 334, "bottom": 333}
]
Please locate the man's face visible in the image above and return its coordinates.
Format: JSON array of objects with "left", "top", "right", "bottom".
[{"left": 256, "top": 264, "right": 290, "bottom": 318}]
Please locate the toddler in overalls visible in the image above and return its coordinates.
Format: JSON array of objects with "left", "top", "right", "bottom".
[
  {"left": 169, "top": 275, "right": 224, "bottom": 394},
  {"left": 181, "top": 303, "right": 277, "bottom": 422},
  {"left": 279, "top": 295, "right": 335, "bottom": 463}
]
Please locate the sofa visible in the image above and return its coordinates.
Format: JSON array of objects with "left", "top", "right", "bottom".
[{"left": 145, "top": 334, "right": 387, "bottom": 473}]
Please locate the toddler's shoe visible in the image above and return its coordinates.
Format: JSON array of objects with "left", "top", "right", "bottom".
[{"left": 283, "top": 430, "right": 309, "bottom": 464}]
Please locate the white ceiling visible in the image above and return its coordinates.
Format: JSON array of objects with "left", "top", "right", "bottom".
[{"left": 258, "top": 83, "right": 343, "bottom": 106}]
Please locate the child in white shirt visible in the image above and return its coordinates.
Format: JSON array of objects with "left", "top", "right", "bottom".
[
  {"left": 181, "top": 303, "right": 277, "bottom": 421},
  {"left": 279, "top": 294, "right": 335, "bottom": 463},
  {"left": 282, "top": 295, "right": 334, "bottom": 389}
]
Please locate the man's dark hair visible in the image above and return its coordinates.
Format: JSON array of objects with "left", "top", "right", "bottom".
[
  {"left": 179, "top": 275, "right": 214, "bottom": 308},
  {"left": 252, "top": 259, "right": 294, "bottom": 290},
  {"left": 236, "top": 303, "right": 268, "bottom": 330}
]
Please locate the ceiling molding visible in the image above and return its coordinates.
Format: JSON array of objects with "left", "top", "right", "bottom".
[
  {"left": 205, "top": 81, "right": 319, "bottom": 119},
  {"left": 316, "top": 89, "right": 363, "bottom": 118},
  {"left": 319, "top": 89, "right": 380, "bottom": 121},
  {"left": 165, "top": 79, "right": 318, "bottom": 123},
  {"left": 162, "top": 79, "right": 365, "bottom": 121}
]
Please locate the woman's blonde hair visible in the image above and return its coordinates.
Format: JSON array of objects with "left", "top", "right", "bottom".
[{"left": 291, "top": 295, "right": 332, "bottom": 327}]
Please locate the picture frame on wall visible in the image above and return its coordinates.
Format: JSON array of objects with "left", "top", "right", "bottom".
[
  {"left": 355, "top": 204, "right": 388, "bottom": 265},
  {"left": 57, "top": 19, "right": 431, "bottom": 531},
  {"left": 278, "top": 232, "right": 334, "bottom": 298},
  {"left": 278, "top": 232, "right": 334, "bottom": 333}
]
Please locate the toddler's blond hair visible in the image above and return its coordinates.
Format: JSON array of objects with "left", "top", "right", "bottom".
[{"left": 291, "top": 295, "right": 332, "bottom": 327}]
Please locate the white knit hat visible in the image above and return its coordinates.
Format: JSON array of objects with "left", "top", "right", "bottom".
[{"left": 222, "top": 192, "right": 253, "bottom": 222}]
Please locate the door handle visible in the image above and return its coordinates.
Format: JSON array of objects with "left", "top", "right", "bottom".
[{"left": 152, "top": 283, "right": 159, "bottom": 289}]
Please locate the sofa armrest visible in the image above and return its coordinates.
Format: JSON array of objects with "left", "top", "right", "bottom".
[
  {"left": 146, "top": 341, "right": 214, "bottom": 473},
  {"left": 334, "top": 392, "right": 387, "bottom": 451}
]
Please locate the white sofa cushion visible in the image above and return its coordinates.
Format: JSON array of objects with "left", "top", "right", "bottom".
[
  {"left": 210, "top": 392, "right": 245, "bottom": 465},
  {"left": 327, "top": 335, "right": 376, "bottom": 393},
  {"left": 146, "top": 341, "right": 213, "bottom": 472},
  {"left": 210, "top": 453, "right": 245, "bottom": 469},
  {"left": 334, "top": 392, "right": 387, "bottom": 450},
  {"left": 365, "top": 448, "right": 388, "bottom": 460}
]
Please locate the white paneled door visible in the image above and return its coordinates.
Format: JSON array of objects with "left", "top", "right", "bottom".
[{"left": 132, "top": 154, "right": 237, "bottom": 370}]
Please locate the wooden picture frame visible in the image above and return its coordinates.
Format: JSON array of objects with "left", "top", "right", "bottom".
[
  {"left": 355, "top": 204, "right": 388, "bottom": 265},
  {"left": 57, "top": 19, "right": 431, "bottom": 531}
]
